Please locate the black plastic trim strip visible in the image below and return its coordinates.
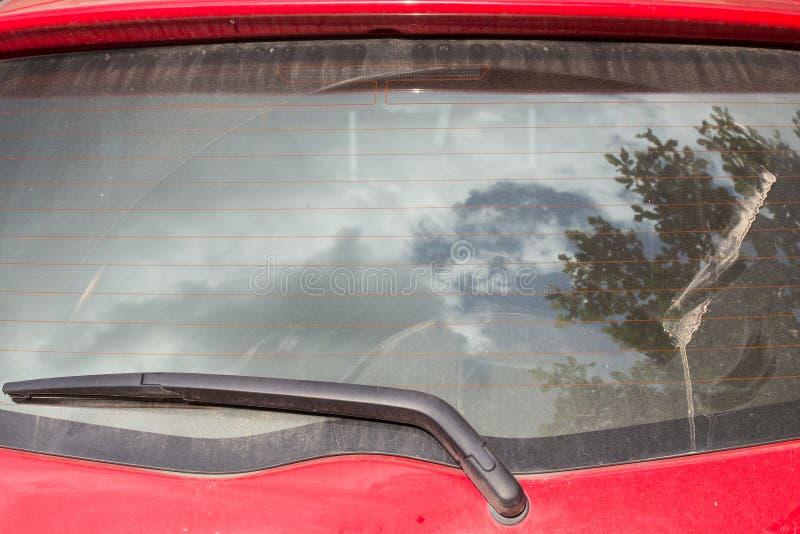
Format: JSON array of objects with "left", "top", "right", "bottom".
[{"left": 0, "top": 395, "right": 798, "bottom": 476}]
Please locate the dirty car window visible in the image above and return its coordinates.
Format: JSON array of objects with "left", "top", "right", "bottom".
[{"left": 1, "top": 40, "right": 799, "bottom": 472}]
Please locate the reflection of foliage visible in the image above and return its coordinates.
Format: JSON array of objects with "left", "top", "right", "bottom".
[
  {"left": 537, "top": 107, "right": 800, "bottom": 430},
  {"left": 698, "top": 108, "right": 800, "bottom": 260},
  {"left": 549, "top": 111, "right": 742, "bottom": 362},
  {"left": 531, "top": 356, "right": 685, "bottom": 435},
  {"left": 549, "top": 107, "right": 800, "bottom": 355}
]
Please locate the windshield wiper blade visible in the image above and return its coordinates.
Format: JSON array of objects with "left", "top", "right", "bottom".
[{"left": 3, "top": 372, "right": 528, "bottom": 523}]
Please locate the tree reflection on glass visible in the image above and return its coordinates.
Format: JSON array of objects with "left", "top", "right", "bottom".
[{"left": 539, "top": 108, "right": 800, "bottom": 435}]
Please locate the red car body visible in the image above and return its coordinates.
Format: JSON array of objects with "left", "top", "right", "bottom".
[
  {"left": 3, "top": 0, "right": 800, "bottom": 58},
  {"left": 1, "top": 0, "right": 800, "bottom": 532},
  {"left": 1, "top": 441, "right": 800, "bottom": 532}
]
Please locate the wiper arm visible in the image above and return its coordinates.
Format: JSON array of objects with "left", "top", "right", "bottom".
[{"left": 3, "top": 372, "right": 528, "bottom": 523}]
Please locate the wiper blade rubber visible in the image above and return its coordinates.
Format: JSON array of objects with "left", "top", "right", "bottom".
[{"left": 3, "top": 372, "right": 528, "bottom": 523}]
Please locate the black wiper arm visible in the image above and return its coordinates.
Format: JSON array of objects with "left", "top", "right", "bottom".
[{"left": 3, "top": 372, "right": 528, "bottom": 523}]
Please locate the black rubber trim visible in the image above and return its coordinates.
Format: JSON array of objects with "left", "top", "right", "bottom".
[
  {"left": 0, "top": 396, "right": 799, "bottom": 478},
  {"left": 2, "top": 392, "right": 799, "bottom": 471},
  {"left": 4, "top": 372, "right": 527, "bottom": 519}
]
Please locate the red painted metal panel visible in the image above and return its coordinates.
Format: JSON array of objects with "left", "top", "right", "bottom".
[
  {"left": 1, "top": 0, "right": 800, "bottom": 58},
  {"left": 1, "top": 442, "right": 799, "bottom": 532}
]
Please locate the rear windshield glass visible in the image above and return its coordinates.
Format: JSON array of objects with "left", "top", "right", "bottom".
[{"left": 1, "top": 40, "right": 799, "bottom": 473}]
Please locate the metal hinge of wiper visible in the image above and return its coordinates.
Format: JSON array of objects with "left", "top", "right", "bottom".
[{"left": 3, "top": 372, "right": 529, "bottom": 524}]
